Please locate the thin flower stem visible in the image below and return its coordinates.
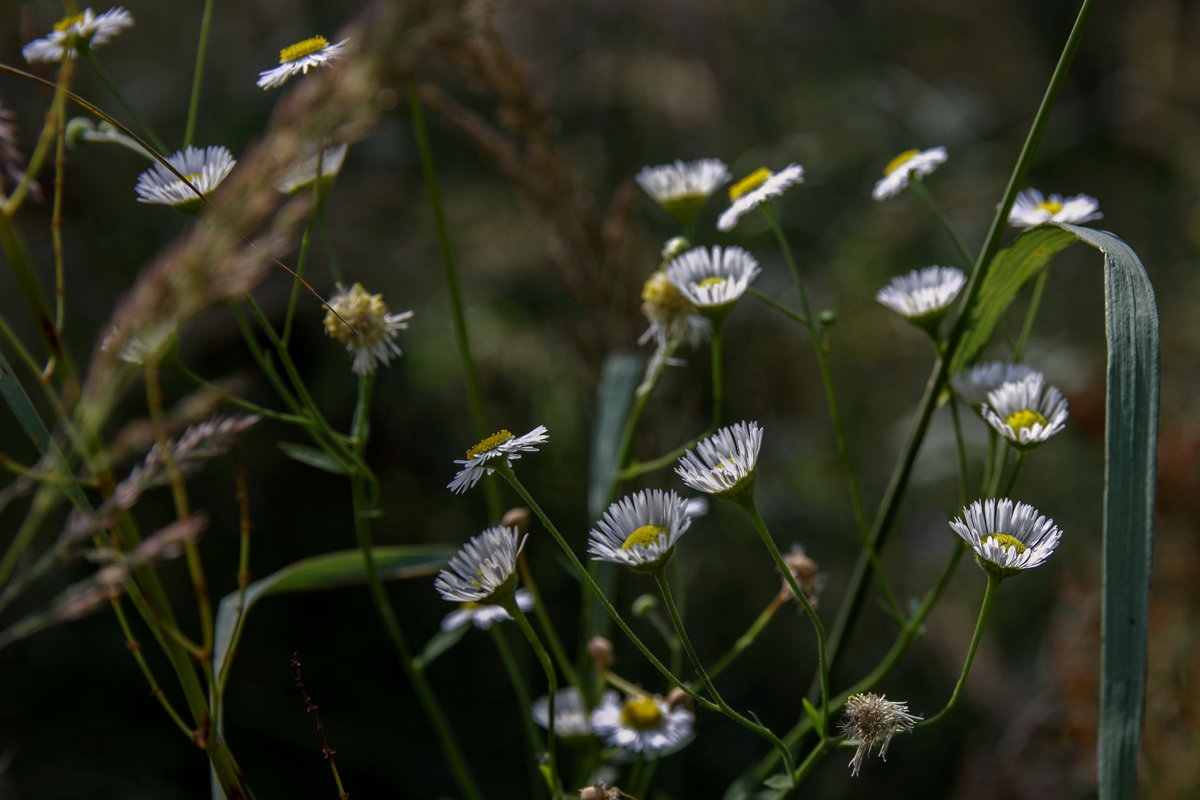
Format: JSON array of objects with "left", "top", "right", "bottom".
[
  {"left": 1013, "top": 268, "right": 1050, "bottom": 361},
  {"left": 710, "top": 320, "right": 725, "bottom": 430},
  {"left": 738, "top": 496, "right": 830, "bottom": 732},
  {"left": 171, "top": 358, "right": 308, "bottom": 425},
  {"left": 910, "top": 177, "right": 974, "bottom": 266},
  {"left": 918, "top": 572, "right": 999, "bottom": 727},
  {"left": 508, "top": 603, "right": 561, "bottom": 798},
  {"left": 214, "top": 442, "right": 253, "bottom": 706},
  {"left": 949, "top": 395, "right": 971, "bottom": 506},
  {"left": 281, "top": 200, "right": 319, "bottom": 348},
  {"left": 182, "top": 0, "right": 215, "bottom": 148},
  {"left": 517, "top": 553, "right": 581, "bottom": 690},
  {"left": 488, "top": 626, "right": 545, "bottom": 794},
  {"left": 408, "top": 90, "right": 501, "bottom": 523},
  {"left": 703, "top": 595, "right": 783, "bottom": 683},
  {"left": 1, "top": 61, "right": 70, "bottom": 213},
  {"left": 0, "top": 215, "right": 74, "bottom": 380},
  {"left": 106, "top": 593, "right": 194, "bottom": 739},
  {"left": 496, "top": 466, "right": 719, "bottom": 712},
  {"left": 654, "top": 569, "right": 797, "bottom": 778},
  {"left": 317, "top": 204, "right": 345, "bottom": 285},
  {"left": 50, "top": 59, "right": 74, "bottom": 341},
  {"left": 997, "top": 449, "right": 1026, "bottom": 498},
  {"left": 748, "top": 288, "right": 809, "bottom": 326},
  {"left": 81, "top": 49, "right": 167, "bottom": 154}
]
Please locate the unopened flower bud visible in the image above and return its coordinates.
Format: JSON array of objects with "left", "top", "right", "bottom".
[
  {"left": 631, "top": 593, "right": 658, "bottom": 617},
  {"left": 818, "top": 309, "right": 837, "bottom": 327},
  {"left": 501, "top": 507, "right": 531, "bottom": 535},
  {"left": 666, "top": 686, "right": 693, "bottom": 712},
  {"left": 587, "top": 636, "right": 614, "bottom": 670},
  {"left": 661, "top": 236, "right": 690, "bottom": 262},
  {"left": 579, "top": 783, "right": 621, "bottom": 800}
]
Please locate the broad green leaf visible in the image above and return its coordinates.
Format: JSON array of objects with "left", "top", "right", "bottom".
[
  {"left": 1056, "top": 223, "right": 1158, "bottom": 800},
  {"left": 587, "top": 351, "right": 642, "bottom": 518},
  {"left": 277, "top": 441, "right": 350, "bottom": 474},
  {"left": 949, "top": 226, "right": 1077, "bottom": 374}
]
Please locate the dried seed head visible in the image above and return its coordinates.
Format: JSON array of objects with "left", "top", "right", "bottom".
[
  {"left": 500, "top": 507, "right": 531, "bottom": 535},
  {"left": 587, "top": 636, "right": 614, "bottom": 670}
]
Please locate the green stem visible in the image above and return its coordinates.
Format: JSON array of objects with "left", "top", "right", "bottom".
[
  {"left": 748, "top": 288, "right": 809, "bottom": 326},
  {"left": 949, "top": 395, "right": 971, "bottom": 507},
  {"left": 910, "top": 177, "right": 974, "bottom": 266},
  {"left": 281, "top": 201, "right": 319, "bottom": 348},
  {"left": 709, "top": 320, "right": 725, "bottom": 430},
  {"left": 654, "top": 569, "right": 796, "bottom": 778},
  {"left": 1013, "top": 268, "right": 1049, "bottom": 361},
  {"left": 81, "top": 49, "right": 167, "bottom": 154},
  {"left": 518, "top": 555, "right": 581, "bottom": 691},
  {"left": 488, "top": 625, "right": 543, "bottom": 794},
  {"left": 704, "top": 596, "right": 782, "bottom": 683},
  {"left": 918, "top": 572, "right": 999, "bottom": 727},
  {"left": 182, "top": 0, "right": 215, "bottom": 148},
  {"left": 508, "top": 603, "right": 561, "bottom": 797},
  {"left": 316, "top": 204, "right": 344, "bottom": 285}
]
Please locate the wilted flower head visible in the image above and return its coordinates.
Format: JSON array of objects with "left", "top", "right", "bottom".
[
  {"left": 872, "top": 146, "right": 947, "bottom": 201},
  {"left": 134, "top": 146, "right": 235, "bottom": 213},
  {"left": 440, "top": 588, "right": 533, "bottom": 632},
  {"left": 777, "top": 544, "right": 826, "bottom": 608},
  {"left": 434, "top": 526, "right": 526, "bottom": 605},
  {"left": 588, "top": 489, "right": 695, "bottom": 572},
  {"left": 949, "top": 498, "right": 1063, "bottom": 578},
  {"left": 717, "top": 164, "right": 804, "bottom": 231},
  {"left": 675, "top": 421, "right": 763, "bottom": 500},
  {"left": 1008, "top": 188, "right": 1102, "bottom": 229},
  {"left": 981, "top": 373, "right": 1068, "bottom": 448},
  {"left": 448, "top": 426, "right": 548, "bottom": 493},
  {"left": 23, "top": 7, "right": 134, "bottom": 63},
  {"left": 636, "top": 159, "right": 731, "bottom": 226},
  {"left": 841, "top": 692, "right": 921, "bottom": 776},
  {"left": 950, "top": 362, "right": 1041, "bottom": 409},
  {"left": 278, "top": 142, "right": 348, "bottom": 195},
  {"left": 875, "top": 266, "right": 966, "bottom": 331},
  {"left": 666, "top": 245, "right": 761, "bottom": 319},
  {"left": 532, "top": 687, "right": 593, "bottom": 739},
  {"left": 257, "top": 35, "right": 349, "bottom": 89},
  {"left": 590, "top": 691, "right": 694, "bottom": 756},
  {"left": 322, "top": 283, "right": 413, "bottom": 376}
]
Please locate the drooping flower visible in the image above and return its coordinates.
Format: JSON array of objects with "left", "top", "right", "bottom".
[
  {"left": 588, "top": 489, "right": 695, "bottom": 572},
  {"left": 590, "top": 691, "right": 694, "bottom": 756},
  {"left": 434, "top": 526, "right": 526, "bottom": 605},
  {"left": 950, "top": 362, "right": 1041, "bottom": 409},
  {"left": 636, "top": 159, "right": 731, "bottom": 226},
  {"left": 675, "top": 421, "right": 763, "bottom": 500},
  {"left": 532, "top": 687, "right": 594, "bottom": 739},
  {"left": 134, "top": 146, "right": 235, "bottom": 212},
  {"left": 666, "top": 245, "right": 761, "bottom": 319},
  {"left": 322, "top": 283, "right": 413, "bottom": 376},
  {"left": 875, "top": 266, "right": 966, "bottom": 331},
  {"left": 1008, "top": 188, "right": 1102, "bottom": 229},
  {"left": 716, "top": 164, "right": 804, "bottom": 231},
  {"left": 841, "top": 692, "right": 921, "bottom": 776},
  {"left": 448, "top": 426, "right": 549, "bottom": 493},
  {"left": 440, "top": 588, "right": 534, "bottom": 632},
  {"left": 981, "top": 373, "right": 1068, "bottom": 448},
  {"left": 872, "top": 146, "right": 947, "bottom": 201},
  {"left": 949, "top": 498, "right": 1063, "bottom": 578},
  {"left": 22, "top": 7, "right": 134, "bottom": 63},
  {"left": 257, "top": 36, "right": 349, "bottom": 90}
]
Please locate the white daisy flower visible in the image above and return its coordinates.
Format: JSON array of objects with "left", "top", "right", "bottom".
[
  {"left": 666, "top": 246, "right": 761, "bottom": 317},
  {"left": 872, "top": 146, "right": 947, "bottom": 201},
  {"left": 636, "top": 158, "right": 731, "bottom": 226},
  {"left": 1008, "top": 188, "right": 1103, "bottom": 229},
  {"left": 22, "top": 7, "right": 134, "bottom": 63},
  {"left": 434, "top": 526, "right": 527, "bottom": 605},
  {"left": 278, "top": 142, "right": 349, "bottom": 195},
  {"left": 440, "top": 588, "right": 533, "bottom": 632},
  {"left": 950, "top": 362, "right": 1041, "bottom": 409},
  {"left": 981, "top": 373, "right": 1068, "bottom": 447},
  {"left": 590, "top": 691, "right": 694, "bottom": 756},
  {"left": 322, "top": 283, "right": 413, "bottom": 376},
  {"left": 448, "top": 425, "right": 549, "bottom": 494},
  {"left": 257, "top": 36, "right": 349, "bottom": 90},
  {"left": 841, "top": 693, "right": 921, "bottom": 777},
  {"left": 675, "top": 421, "right": 763, "bottom": 500},
  {"left": 532, "top": 687, "right": 594, "bottom": 739},
  {"left": 949, "top": 498, "right": 1064, "bottom": 578},
  {"left": 134, "top": 145, "right": 235, "bottom": 213},
  {"left": 875, "top": 265, "right": 966, "bottom": 329},
  {"left": 588, "top": 489, "right": 695, "bottom": 572},
  {"left": 716, "top": 164, "right": 805, "bottom": 232}
]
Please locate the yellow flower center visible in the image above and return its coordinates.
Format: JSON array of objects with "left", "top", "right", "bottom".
[
  {"left": 459, "top": 601, "right": 482, "bottom": 609},
  {"left": 984, "top": 533, "right": 1027, "bottom": 554},
  {"left": 621, "top": 524, "right": 669, "bottom": 551},
  {"left": 884, "top": 149, "right": 920, "bottom": 176},
  {"left": 1004, "top": 409, "right": 1048, "bottom": 432},
  {"left": 697, "top": 276, "right": 727, "bottom": 288},
  {"left": 620, "top": 697, "right": 664, "bottom": 730},
  {"left": 641, "top": 271, "right": 694, "bottom": 326},
  {"left": 728, "top": 168, "right": 772, "bottom": 201},
  {"left": 280, "top": 36, "right": 330, "bottom": 64},
  {"left": 179, "top": 173, "right": 202, "bottom": 184},
  {"left": 322, "top": 283, "right": 393, "bottom": 347},
  {"left": 1035, "top": 200, "right": 1064, "bottom": 214},
  {"left": 465, "top": 430, "right": 514, "bottom": 459},
  {"left": 54, "top": 13, "right": 84, "bottom": 32}
]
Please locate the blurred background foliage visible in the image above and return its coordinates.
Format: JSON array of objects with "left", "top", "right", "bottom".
[{"left": 0, "top": 0, "right": 1197, "bottom": 797}]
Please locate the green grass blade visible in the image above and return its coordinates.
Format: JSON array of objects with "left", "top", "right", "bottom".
[
  {"left": 1056, "top": 223, "right": 1158, "bottom": 800},
  {"left": 587, "top": 352, "right": 642, "bottom": 518}
]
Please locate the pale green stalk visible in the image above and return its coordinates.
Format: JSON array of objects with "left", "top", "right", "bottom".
[
  {"left": 488, "top": 625, "right": 544, "bottom": 794},
  {"left": 1013, "top": 269, "right": 1050, "bottom": 360},
  {"left": 182, "top": 0, "right": 215, "bottom": 147},
  {"left": 81, "top": 49, "right": 166, "bottom": 154},
  {"left": 281, "top": 201, "right": 319, "bottom": 347},
  {"left": 508, "top": 602, "right": 561, "bottom": 797},
  {"left": 918, "top": 572, "right": 999, "bottom": 727},
  {"left": 909, "top": 177, "right": 974, "bottom": 266}
]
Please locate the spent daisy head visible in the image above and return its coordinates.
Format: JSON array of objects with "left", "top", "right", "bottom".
[
  {"left": 950, "top": 361, "right": 1041, "bottom": 409},
  {"left": 588, "top": 489, "right": 696, "bottom": 572},
  {"left": 257, "top": 35, "right": 349, "bottom": 90},
  {"left": 841, "top": 692, "right": 921, "bottom": 777},
  {"left": 23, "top": 7, "right": 134, "bottom": 63},
  {"left": 278, "top": 142, "right": 349, "bottom": 195},
  {"left": 434, "top": 526, "right": 526, "bottom": 605},
  {"left": 134, "top": 146, "right": 235, "bottom": 213},
  {"left": 778, "top": 544, "right": 826, "bottom": 608},
  {"left": 666, "top": 246, "right": 761, "bottom": 321},
  {"left": 872, "top": 146, "right": 947, "bottom": 201},
  {"left": 322, "top": 283, "right": 413, "bottom": 376},
  {"left": 440, "top": 588, "right": 533, "bottom": 632},
  {"left": 532, "top": 687, "right": 594, "bottom": 739},
  {"left": 636, "top": 159, "right": 731, "bottom": 227},
  {"left": 716, "top": 164, "right": 804, "bottom": 232},
  {"left": 981, "top": 373, "right": 1068, "bottom": 448},
  {"left": 676, "top": 421, "right": 763, "bottom": 501},
  {"left": 590, "top": 691, "right": 694, "bottom": 757},
  {"left": 448, "top": 425, "right": 549, "bottom": 493},
  {"left": 875, "top": 266, "right": 966, "bottom": 332},
  {"left": 950, "top": 498, "right": 1064, "bottom": 578},
  {"left": 1008, "top": 188, "right": 1102, "bottom": 229}
]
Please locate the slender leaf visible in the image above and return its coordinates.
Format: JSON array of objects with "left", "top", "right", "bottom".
[
  {"left": 414, "top": 622, "right": 472, "bottom": 668},
  {"left": 277, "top": 440, "right": 350, "bottom": 475},
  {"left": 587, "top": 351, "right": 641, "bottom": 518},
  {"left": 0, "top": 350, "right": 52, "bottom": 454},
  {"left": 1055, "top": 223, "right": 1158, "bottom": 800}
]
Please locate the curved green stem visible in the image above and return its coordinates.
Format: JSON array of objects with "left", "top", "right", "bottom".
[
  {"left": 918, "top": 572, "right": 999, "bottom": 727},
  {"left": 182, "top": 0, "right": 215, "bottom": 148},
  {"left": 709, "top": 320, "right": 725, "bottom": 429},
  {"left": 508, "top": 602, "right": 561, "bottom": 797},
  {"left": 488, "top": 625, "right": 543, "bottom": 793},
  {"left": 704, "top": 596, "right": 782, "bottom": 683},
  {"left": 949, "top": 395, "right": 971, "bottom": 506},
  {"left": 281, "top": 199, "right": 319, "bottom": 348},
  {"left": 910, "top": 177, "right": 974, "bottom": 266},
  {"left": 1013, "top": 268, "right": 1050, "bottom": 361},
  {"left": 748, "top": 288, "right": 809, "bottom": 327},
  {"left": 81, "top": 49, "right": 166, "bottom": 154}
]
